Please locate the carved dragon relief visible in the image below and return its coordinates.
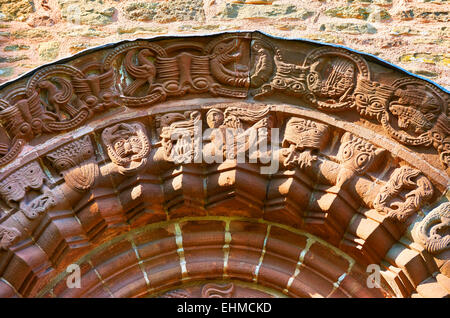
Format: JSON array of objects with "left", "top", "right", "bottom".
[
  {"left": 413, "top": 202, "right": 449, "bottom": 254},
  {"left": 0, "top": 161, "right": 55, "bottom": 220},
  {"left": 373, "top": 166, "right": 434, "bottom": 222}
]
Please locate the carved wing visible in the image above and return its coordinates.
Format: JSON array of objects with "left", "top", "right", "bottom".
[
  {"left": 72, "top": 76, "right": 92, "bottom": 95},
  {"left": 98, "top": 68, "right": 116, "bottom": 90},
  {"left": 124, "top": 50, "right": 152, "bottom": 79},
  {"left": 224, "top": 107, "right": 270, "bottom": 124}
]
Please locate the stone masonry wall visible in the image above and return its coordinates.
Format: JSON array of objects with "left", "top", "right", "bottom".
[{"left": 0, "top": 0, "right": 448, "bottom": 88}]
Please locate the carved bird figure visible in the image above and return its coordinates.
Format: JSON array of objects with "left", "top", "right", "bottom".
[
  {"left": 123, "top": 49, "right": 156, "bottom": 96},
  {"left": 38, "top": 78, "right": 76, "bottom": 120},
  {"left": 72, "top": 68, "right": 118, "bottom": 112},
  {"left": 0, "top": 91, "right": 54, "bottom": 138}
]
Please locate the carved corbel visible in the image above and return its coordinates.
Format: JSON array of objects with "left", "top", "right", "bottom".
[
  {"left": 413, "top": 202, "right": 450, "bottom": 254},
  {"left": 46, "top": 135, "right": 99, "bottom": 192},
  {"left": 158, "top": 111, "right": 201, "bottom": 164},
  {"left": 373, "top": 166, "right": 434, "bottom": 222},
  {"left": 281, "top": 117, "right": 330, "bottom": 169},
  {"left": 336, "top": 132, "right": 385, "bottom": 189},
  {"left": 0, "top": 161, "right": 56, "bottom": 219},
  {"left": 102, "top": 122, "right": 151, "bottom": 174},
  {"left": 0, "top": 225, "right": 21, "bottom": 250}
]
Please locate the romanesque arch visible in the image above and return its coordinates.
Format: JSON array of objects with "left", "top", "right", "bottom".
[{"left": 0, "top": 32, "right": 448, "bottom": 298}]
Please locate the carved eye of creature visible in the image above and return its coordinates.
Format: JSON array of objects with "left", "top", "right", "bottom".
[
  {"left": 355, "top": 153, "right": 370, "bottom": 169},
  {"left": 341, "top": 147, "right": 353, "bottom": 161},
  {"left": 101, "top": 92, "right": 112, "bottom": 101},
  {"left": 390, "top": 106, "right": 399, "bottom": 115},
  {"left": 85, "top": 96, "right": 98, "bottom": 106},
  {"left": 273, "top": 78, "right": 286, "bottom": 88},
  {"left": 289, "top": 83, "right": 303, "bottom": 92},
  {"left": 371, "top": 101, "right": 382, "bottom": 109},
  {"left": 355, "top": 94, "right": 367, "bottom": 102}
]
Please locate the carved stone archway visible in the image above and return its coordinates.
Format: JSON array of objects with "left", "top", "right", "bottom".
[{"left": 0, "top": 32, "right": 448, "bottom": 298}]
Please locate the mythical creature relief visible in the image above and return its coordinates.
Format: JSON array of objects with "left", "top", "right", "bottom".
[
  {"left": 253, "top": 47, "right": 370, "bottom": 112},
  {"left": 0, "top": 225, "right": 21, "bottom": 250},
  {"left": 204, "top": 106, "right": 275, "bottom": 162},
  {"left": 413, "top": 202, "right": 450, "bottom": 255},
  {"left": 350, "top": 76, "right": 449, "bottom": 169},
  {"left": 0, "top": 161, "right": 55, "bottom": 219},
  {"left": 157, "top": 111, "right": 202, "bottom": 164},
  {"left": 281, "top": 117, "right": 330, "bottom": 169},
  {"left": 101, "top": 122, "right": 151, "bottom": 175},
  {"left": 160, "top": 282, "right": 275, "bottom": 298},
  {"left": 336, "top": 132, "right": 385, "bottom": 190},
  {"left": 71, "top": 62, "right": 120, "bottom": 112},
  {"left": 373, "top": 166, "right": 434, "bottom": 222},
  {"left": 46, "top": 136, "right": 99, "bottom": 192}
]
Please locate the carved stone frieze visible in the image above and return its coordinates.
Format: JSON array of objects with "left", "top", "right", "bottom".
[
  {"left": 0, "top": 32, "right": 447, "bottom": 170},
  {"left": 0, "top": 32, "right": 448, "bottom": 299}
]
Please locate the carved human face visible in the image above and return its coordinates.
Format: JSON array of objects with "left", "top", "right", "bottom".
[
  {"left": 102, "top": 122, "right": 150, "bottom": 174},
  {"left": 206, "top": 109, "right": 224, "bottom": 129},
  {"left": 113, "top": 135, "right": 143, "bottom": 159}
]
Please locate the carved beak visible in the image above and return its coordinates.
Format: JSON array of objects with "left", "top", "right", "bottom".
[{"left": 335, "top": 167, "right": 355, "bottom": 190}]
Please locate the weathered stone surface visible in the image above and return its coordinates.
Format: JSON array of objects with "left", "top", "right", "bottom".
[
  {"left": 390, "top": 26, "right": 420, "bottom": 36},
  {"left": 3, "top": 44, "right": 30, "bottom": 51},
  {"left": 0, "top": 67, "right": 13, "bottom": 77},
  {"left": 0, "top": 0, "right": 34, "bottom": 22},
  {"left": 400, "top": 9, "right": 449, "bottom": 22},
  {"left": 116, "top": 26, "right": 168, "bottom": 35},
  {"left": 38, "top": 41, "right": 60, "bottom": 61},
  {"left": 218, "top": 3, "right": 314, "bottom": 20},
  {"left": 125, "top": 0, "right": 205, "bottom": 23},
  {"left": 62, "top": 27, "right": 107, "bottom": 38},
  {"left": 11, "top": 28, "right": 50, "bottom": 39},
  {"left": 69, "top": 43, "right": 92, "bottom": 54},
  {"left": 319, "top": 22, "right": 377, "bottom": 34},
  {"left": 400, "top": 53, "right": 450, "bottom": 66},
  {"left": 0, "top": 55, "right": 28, "bottom": 63},
  {"left": 58, "top": 0, "right": 116, "bottom": 25},
  {"left": 325, "top": 6, "right": 372, "bottom": 20}
]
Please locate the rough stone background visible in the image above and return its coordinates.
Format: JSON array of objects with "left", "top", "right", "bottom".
[{"left": 0, "top": 0, "right": 448, "bottom": 88}]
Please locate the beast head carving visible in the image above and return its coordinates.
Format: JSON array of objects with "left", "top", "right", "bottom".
[
  {"left": 47, "top": 136, "right": 99, "bottom": 192},
  {"left": 282, "top": 117, "right": 330, "bottom": 169},
  {"left": 354, "top": 77, "right": 395, "bottom": 121},
  {"left": 102, "top": 122, "right": 150, "bottom": 174},
  {"left": 336, "top": 133, "right": 385, "bottom": 189}
]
